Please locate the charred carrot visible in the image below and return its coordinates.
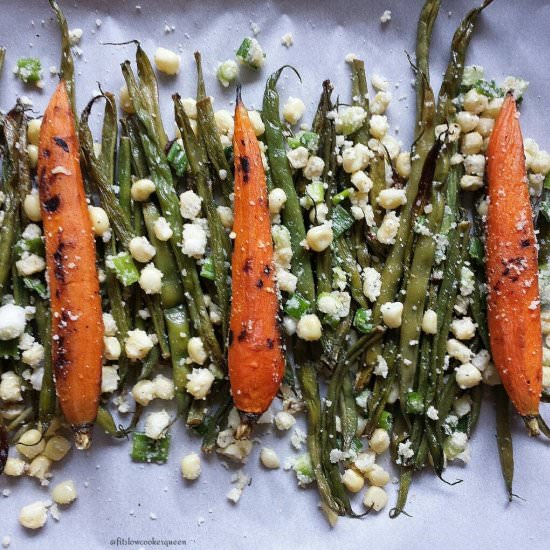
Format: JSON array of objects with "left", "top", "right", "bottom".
[
  {"left": 228, "top": 88, "right": 285, "bottom": 433},
  {"left": 37, "top": 81, "right": 103, "bottom": 449},
  {"left": 486, "top": 92, "right": 544, "bottom": 434}
]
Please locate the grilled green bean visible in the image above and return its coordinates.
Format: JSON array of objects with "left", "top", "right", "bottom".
[
  {"left": 118, "top": 136, "right": 132, "bottom": 218},
  {"left": 194, "top": 52, "right": 233, "bottom": 206},
  {"left": 357, "top": 0, "right": 440, "bottom": 389},
  {"left": 136, "top": 44, "right": 167, "bottom": 149},
  {"left": 36, "top": 300, "right": 55, "bottom": 425},
  {"left": 142, "top": 202, "right": 185, "bottom": 308},
  {"left": 99, "top": 92, "right": 118, "bottom": 181},
  {"left": 144, "top": 295, "right": 170, "bottom": 359},
  {"left": 174, "top": 96, "right": 231, "bottom": 341},
  {"left": 165, "top": 305, "right": 191, "bottom": 416},
  {"left": 80, "top": 98, "right": 133, "bottom": 246},
  {"left": 263, "top": 67, "right": 315, "bottom": 303},
  {"left": 123, "top": 116, "right": 149, "bottom": 180},
  {"left": 299, "top": 363, "right": 346, "bottom": 516},
  {"left": 122, "top": 61, "right": 222, "bottom": 366},
  {"left": 495, "top": 385, "right": 514, "bottom": 501}
]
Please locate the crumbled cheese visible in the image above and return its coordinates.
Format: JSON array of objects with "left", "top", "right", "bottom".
[
  {"left": 0, "top": 304, "right": 27, "bottom": 341},
  {"left": 274, "top": 411, "right": 296, "bottom": 431},
  {"left": 179, "top": 190, "right": 203, "bottom": 219},
  {"left": 377, "top": 211, "right": 400, "bottom": 244},
  {"left": 181, "top": 223, "right": 207, "bottom": 258},
  {"left": 374, "top": 355, "right": 389, "bottom": 378},
  {"left": 362, "top": 267, "right": 382, "bottom": 302},
  {"left": 124, "top": 329, "right": 154, "bottom": 360},
  {"left": 296, "top": 314, "right": 322, "bottom": 341},
  {"left": 186, "top": 368, "right": 214, "bottom": 399},
  {"left": 380, "top": 302, "right": 403, "bottom": 329},
  {"left": 380, "top": 10, "right": 392, "bottom": 23},
  {"left": 283, "top": 97, "right": 306, "bottom": 125},
  {"left": 281, "top": 33, "right": 293, "bottom": 48},
  {"left": 144, "top": 410, "right": 171, "bottom": 440}
]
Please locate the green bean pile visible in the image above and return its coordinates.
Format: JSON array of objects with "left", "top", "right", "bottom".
[{"left": 3, "top": 0, "right": 550, "bottom": 528}]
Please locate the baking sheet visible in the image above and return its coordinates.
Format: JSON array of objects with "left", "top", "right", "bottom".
[{"left": 1, "top": 0, "right": 550, "bottom": 548}]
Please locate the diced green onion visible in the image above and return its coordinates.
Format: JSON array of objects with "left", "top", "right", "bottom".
[
  {"left": 284, "top": 293, "right": 311, "bottom": 319},
  {"left": 405, "top": 391, "right": 424, "bottom": 415},
  {"left": 544, "top": 173, "right": 550, "bottom": 190},
  {"left": 23, "top": 277, "right": 48, "bottom": 299},
  {"left": 200, "top": 256, "right": 215, "bottom": 280},
  {"left": 288, "top": 131, "right": 319, "bottom": 152},
  {"left": 332, "top": 187, "right": 354, "bottom": 206},
  {"left": 377, "top": 411, "right": 393, "bottom": 432},
  {"left": 107, "top": 252, "right": 140, "bottom": 287},
  {"left": 469, "top": 237, "right": 484, "bottom": 265},
  {"left": 236, "top": 37, "right": 265, "bottom": 70},
  {"left": 353, "top": 308, "right": 374, "bottom": 334},
  {"left": 15, "top": 57, "right": 42, "bottom": 84},
  {"left": 15, "top": 237, "right": 44, "bottom": 258},
  {"left": 331, "top": 205, "right": 355, "bottom": 238},
  {"left": 303, "top": 182, "right": 325, "bottom": 208},
  {"left": 474, "top": 79, "right": 503, "bottom": 99},
  {"left": 461, "top": 65, "right": 484, "bottom": 87},
  {"left": 131, "top": 432, "right": 171, "bottom": 464},
  {"left": 167, "top": 141, "right": 188, "bottom": 177}
]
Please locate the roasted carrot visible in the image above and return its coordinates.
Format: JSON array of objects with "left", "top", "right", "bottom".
[
  {"left": 37, "top": 81, "right": 103, "bottom": 449},
  {"left": 228, "top": 88, "right": 285, "bottom": 434},
  {"left": 486, "top": 92, "right": 544, "bottom": 434}
]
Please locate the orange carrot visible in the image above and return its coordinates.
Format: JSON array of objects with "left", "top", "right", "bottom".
[
  {"left": 486, "top": 92, "right": 543, "bottom": 433},
  {"left": 228, "top": 89, "right": 285, "bottom": 430},
  {"left": 37, "top": 81, "right": 103, "bottom": 449}
]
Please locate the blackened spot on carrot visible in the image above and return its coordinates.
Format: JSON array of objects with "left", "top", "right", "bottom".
[
  {"left": 240, "top": 156, "right": 250, "bottom": 183},
  {"left": 240, "top": 139, "right": 245, "bottom": 147},
  {"left": 243, "top": 258, "right": 253, "bottom": 273},
  {"left": 266, "top": 338, "right": 274, "bottom": 349},
  {"left": 42, "top": 149, "right": 50, "bottom": 158},
  {"left": 256, "top": 279, "right": 264, "bottom": 288},
  {"left": 501, "top": 257, "right": 524, "bottom": 281},
  {"left": 238, "top": 329, "right": 247, "bottom": 342},
  {"left": 43, "top": 194, "right": 60, "bottom": 213},
  {"left": 53, "top": 136, "right": 69, "bottom": 152},
  {"left": 520, "top": 239, "right": 531, "bottom": 248},
  {"left": 54, "top": 335, "right": 70, "bottom": 379},
  {"left": 53, "top": 242, "right": 65, "bottom": 283},
  {"left": 263, "top": 265, "right": 271, "bottom": 276},
  {"left": 55, "top": 288, "right": 61, "bottom": 299},
  {"left": 228, "top": 330, "right": 234, "bottom": 346}
]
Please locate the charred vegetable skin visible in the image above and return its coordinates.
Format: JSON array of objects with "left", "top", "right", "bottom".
[
  {"left": 228, "top": 89, "right": 285, "bottom": 421},
  {"left": 37, "top": 81, "right": 103, "bottom": 449}
]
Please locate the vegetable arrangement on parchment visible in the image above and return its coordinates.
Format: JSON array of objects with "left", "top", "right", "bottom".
[{"left": 1, "top": 0, "right": 550, "bottom": 534}]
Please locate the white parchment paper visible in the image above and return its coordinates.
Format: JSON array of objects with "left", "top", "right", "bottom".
[{"left": 1, "top": 1, "right": 550, "bottom": 549}]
